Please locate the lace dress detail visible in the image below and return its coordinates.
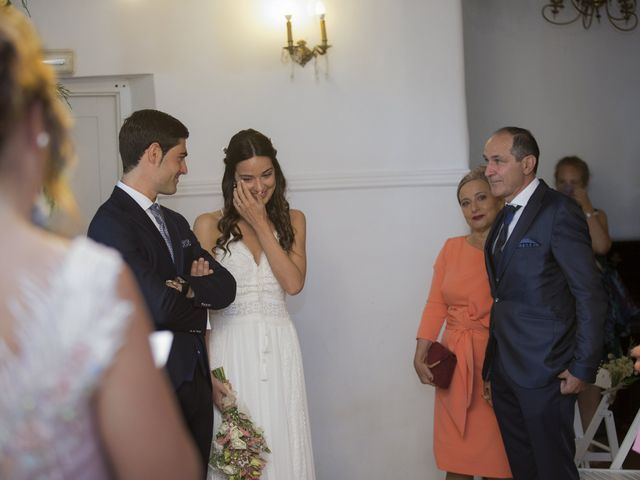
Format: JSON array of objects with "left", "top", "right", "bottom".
[
  {"left": 208, "top": 240, "right": 315, "bottom": 480},
  {"left": 0, "top": 238, "right": 132, "bottom": 480}
]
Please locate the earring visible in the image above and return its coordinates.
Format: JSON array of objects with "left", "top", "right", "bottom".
[{"left": 36, "top": 132, "right": 50, "bottom": 149}]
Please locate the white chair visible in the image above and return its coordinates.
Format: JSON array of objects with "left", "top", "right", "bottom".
[
  {"left": 576, "top": 389, "right": 640, "bottom": 479},
  {"left": 575, "top": 390, "right": 621, "bottom": 467}
]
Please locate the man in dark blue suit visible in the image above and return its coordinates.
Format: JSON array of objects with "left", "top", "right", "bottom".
[
  {"left": 88, "top": 109, "right": 236, "bottom": 473},
  {"left": 481, "top": 127, "right": 606, "bottom": 480}
]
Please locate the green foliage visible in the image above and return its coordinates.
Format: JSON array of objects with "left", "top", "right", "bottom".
[
  {"left": 57, "top": 83, "right": 71, "bottom": 108},
  {"left": 3, "top": 1, "right": 71, "bottom": 107},
  {"left": 5, "top": 1, "right": 30, "bottom": 16},
  {"left": 602, "top": 353, "right": 639, "bottom": 391}
]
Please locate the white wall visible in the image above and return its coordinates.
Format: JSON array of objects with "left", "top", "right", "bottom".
[
  {"left": 463, "top": 0, "right": 640, "bottom": 240},
  {"left": 25, "top": 1, "right": 470, "bottom": 478}
]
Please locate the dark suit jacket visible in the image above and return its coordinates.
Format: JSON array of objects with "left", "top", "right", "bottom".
[
  {"left": 482, "top": 179, "right": 606, "bottom": 388},
  {"left": 88, "top": 186, "right": 236, "bottom": 389}
]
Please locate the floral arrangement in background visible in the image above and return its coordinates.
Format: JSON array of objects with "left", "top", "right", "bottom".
[
  {"left": 597, "top": 352, "right": 639, "bottom": 394},
  {"left": 210, "top": 367, "right": 270, "bottom": 480}
]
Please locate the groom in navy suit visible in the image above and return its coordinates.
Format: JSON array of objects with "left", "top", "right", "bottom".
[
  {"left": 481, "top": 127, "right": 606, "bottom": 480},
  {"left": 88, "top": 109, "right": 236, "bottom": 473}
]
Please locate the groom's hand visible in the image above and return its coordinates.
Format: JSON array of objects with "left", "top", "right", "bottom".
[{"left": 191, "top": 257, "right": 213, "bottom": 277}]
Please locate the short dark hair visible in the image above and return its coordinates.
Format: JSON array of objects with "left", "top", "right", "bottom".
[
  {"left": 494, "top": 126, "right": 540, "bottom": 174},
  {"left": 119, "top": 109, "right": 189, "bottom": 173},
  {"left": 555, "top": 155, "right": 590, "bottom": 187}
]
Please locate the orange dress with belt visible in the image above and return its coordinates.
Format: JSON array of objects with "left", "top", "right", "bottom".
[{"left": 417, "top": 236, "right": 511, "bottom": 478}]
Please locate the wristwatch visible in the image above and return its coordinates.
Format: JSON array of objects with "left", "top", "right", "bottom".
[
  {"left": 585, "top": 211, "right": 599, "bottom": 219},
  {"left": 165, "top": 277, "right": 190, "bottom": 295}
]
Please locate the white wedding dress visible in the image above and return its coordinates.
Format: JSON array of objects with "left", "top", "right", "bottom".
[
  {"left": 0, "top": 238, "right": 131, "bottom": 479},
  {"left": 207, "top": 239, "right": 316, "bottom": 480}
]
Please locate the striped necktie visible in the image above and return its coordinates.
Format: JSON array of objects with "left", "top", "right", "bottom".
[{"left": 149, "top": 203, "right": 175, "bottom": 263}]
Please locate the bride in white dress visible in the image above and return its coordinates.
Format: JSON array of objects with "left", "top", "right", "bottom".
[{"left": 194, "top": 129, "right": 315, "bottom": 480}]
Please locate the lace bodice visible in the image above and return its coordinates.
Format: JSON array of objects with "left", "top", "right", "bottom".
[
  {"left": 212, "top": 240, "right": 289, "bottom": 321},
  {"left": 0, "top": 238, "right": 132, "bottom": 479}
]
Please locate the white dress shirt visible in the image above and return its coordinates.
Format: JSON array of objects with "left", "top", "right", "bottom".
[
  {"left": 505, "top": 177, "right": 540, "bottom": 240},
  {"left": 116, "top": 181, "right": 163, "bottom": 233}
]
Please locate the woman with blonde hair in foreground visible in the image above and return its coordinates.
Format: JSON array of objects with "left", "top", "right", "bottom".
[
  {"left": 0, "top": 6, "right": 201, "bottom": 479},
  {"left": 414, "top": 167, "right": 512, "bottom": 480}
]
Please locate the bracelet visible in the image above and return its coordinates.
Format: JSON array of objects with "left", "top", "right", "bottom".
[
  {"left": 585, "top": 211, "right": 599, "bottom": 219},
  {"left": 175, "top": 277, "right": 190, "bottom": 296}
]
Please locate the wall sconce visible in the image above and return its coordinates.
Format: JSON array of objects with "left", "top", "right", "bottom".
[
  {"left": 542, "top": 0, "right": 638, "bottom": 31},
  {"left": 282, "top": 2, "right": 330, "bottom": 67},
  {"left": 42, "top": 49, "right": 75, "bottom": 77}
]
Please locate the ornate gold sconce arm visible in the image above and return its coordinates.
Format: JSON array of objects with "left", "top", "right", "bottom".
[{"left": 282, "top": 12, "right": 331, "bottom": 67}]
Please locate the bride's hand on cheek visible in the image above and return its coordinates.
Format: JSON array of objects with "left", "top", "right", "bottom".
[{"left": 233, "top": 181, "right": 268, "bottom": 228}]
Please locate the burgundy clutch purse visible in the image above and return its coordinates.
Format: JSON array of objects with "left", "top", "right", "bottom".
[{"left": 427, "top": 341, "right": 457, "bottom": 389}]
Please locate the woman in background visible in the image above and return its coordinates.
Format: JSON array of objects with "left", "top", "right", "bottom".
[
  {"left": 555, "top": 156, "right": 611, "bottom": 256},
  {"left": 554, "top": 156, "right": 632, "bottom": 437},
  {"left": 194, "top": 129, "right": 315, "bottom": 480},
  {"left": 555, "top": 156, "right": 621, "bottom": 430},
  {"left": 414, "top": 167, "right": 511, "bottom": 480},
  {"left": 555, "top": 156, "right": 611, "bottom": 432},
  {"left": 0, "top": 6, "right": 201, "bottom": 479}
]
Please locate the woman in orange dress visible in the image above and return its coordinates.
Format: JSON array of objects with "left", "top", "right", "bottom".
[{"left": 414, "top": 167, "right": 512, "bottom": 480}]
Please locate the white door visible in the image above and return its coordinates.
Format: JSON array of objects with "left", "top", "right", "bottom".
[{"left": 65, "top": 92, "right": 121, "bottom": 233}]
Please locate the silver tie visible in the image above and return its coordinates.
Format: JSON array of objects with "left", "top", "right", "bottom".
[{"left": 149, "top": 203, "right": 175, "bottom": 262}]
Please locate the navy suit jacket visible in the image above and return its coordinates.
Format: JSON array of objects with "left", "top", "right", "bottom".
[
  {"left": 482, "top": 180, "right": 606, "bottom": 388},
  {"left": 88, "top": 186, "right": 236, "bottom": 389}
]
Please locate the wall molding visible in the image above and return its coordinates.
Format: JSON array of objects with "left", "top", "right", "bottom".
[{"left": 171, "top": 168, "right": 468, "bottom": 198}]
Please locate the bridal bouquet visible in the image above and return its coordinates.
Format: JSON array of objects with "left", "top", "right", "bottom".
[{"left": 210, "top": 367, "right": 270, "bottom": 480}]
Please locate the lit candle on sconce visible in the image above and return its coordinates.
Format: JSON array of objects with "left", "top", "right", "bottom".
[
  {"left": 285, "top": 15, "right": 294, "bottom": 48},
  {"left": 316, "top": 1, "right": 328, "bottom": 46},
  {"left": 282, "top": 0, "right": 331, "bottom": 68}
]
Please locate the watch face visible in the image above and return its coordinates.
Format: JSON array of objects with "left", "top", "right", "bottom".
[{"left": 165, "top": 279, "right": 187, "bottom": 294}]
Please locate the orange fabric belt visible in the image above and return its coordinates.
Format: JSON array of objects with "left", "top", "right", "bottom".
[{"left": 438, "top": 308, "right": 488, "bottom": 437}]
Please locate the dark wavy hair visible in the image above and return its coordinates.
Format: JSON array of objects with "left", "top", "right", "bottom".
[{"left": 216, "top": 129, "right": 294, "bottom": 254}]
